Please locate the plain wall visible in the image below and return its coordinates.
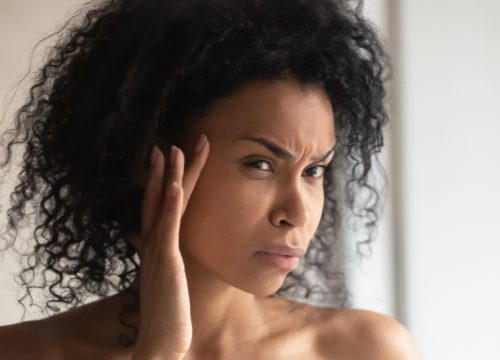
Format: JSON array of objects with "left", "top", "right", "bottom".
[{"left": 396, "top": 0, "right": 500, "bottom": 359}]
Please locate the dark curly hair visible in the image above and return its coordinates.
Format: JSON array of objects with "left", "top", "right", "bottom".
[{"left": 0, "top": 0, "right": 389, "bottom": 348}]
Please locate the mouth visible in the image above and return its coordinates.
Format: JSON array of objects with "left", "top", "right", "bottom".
[{"left": 255, "top": 251, "right": 300, "bottom": 271}]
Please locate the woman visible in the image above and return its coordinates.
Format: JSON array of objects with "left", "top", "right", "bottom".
[{"left": 0, "top": 0, "right": 420, "bottom": 358}]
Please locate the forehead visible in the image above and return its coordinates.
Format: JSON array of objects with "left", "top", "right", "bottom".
[{"left": 193, "top": 79, "right": 335, "bottom": 145}]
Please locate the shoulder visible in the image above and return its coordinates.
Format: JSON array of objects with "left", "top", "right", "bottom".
[
  {"left": 0, "top": 319, "right": 64, "bottom": 360},
  {"left": 316, "top": 308, "right": 422, "bottom": 360}
]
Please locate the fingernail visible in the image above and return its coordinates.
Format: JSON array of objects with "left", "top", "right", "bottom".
[
  {"left": 150, "top": 146, "right": 159, "bottom": 165},
  {"left": 170, "top": 145, "right": 177, "bottom": 165},
  {"left": 195, "top": 134, "right": 207, "bottom": 153}
]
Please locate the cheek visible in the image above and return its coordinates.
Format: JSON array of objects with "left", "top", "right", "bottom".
[
  {"left": 179, "top": 168, "right": 270, "bottom": 257},
  {"left": 179, "top": 154, "right": 326, "bottom": 256},
  {"left": 311, "top": 198, "right": 324, "bottom": 235},
  {"left": 307, "top": 185, "right": 325, "bottom": 231}
]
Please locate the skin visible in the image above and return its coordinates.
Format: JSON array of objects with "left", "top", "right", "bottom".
[
  {"left": 170, "top": 78, "right": 337, "bottom": 357},
  {"left": 0, "top": 78, "right": 422, "bottom": 359}
]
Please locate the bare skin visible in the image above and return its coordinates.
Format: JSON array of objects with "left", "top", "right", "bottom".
[
  {"left": 0, "top": 294, "right": 420, "bottom": 359},
  {"left": 0, "top": 79, "right": 421, "bottom": 359}
]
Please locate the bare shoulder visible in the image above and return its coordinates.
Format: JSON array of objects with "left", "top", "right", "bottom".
[
  {"left": 315, "top": 308, "right": 422, "bottom": 360},
  {"left": 0, "top": 296, "right": 129, "bottom": 360},
  {"left": 0, "top": 319, "right": 63, "bottom": 360}
]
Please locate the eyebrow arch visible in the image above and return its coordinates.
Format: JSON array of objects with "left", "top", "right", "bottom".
[{"left": 237, "top": 136, "right": 336, "bottom": 162}]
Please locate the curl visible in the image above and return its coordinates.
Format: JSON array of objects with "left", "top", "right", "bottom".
[{"left": 0, "top": 0, "right": 389, "bottom": 347}]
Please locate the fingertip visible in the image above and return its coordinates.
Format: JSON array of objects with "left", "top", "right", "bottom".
[
  {"left": 178, "top": 146, "right": 186, "bottom": 166},
  {"left": 170, "top": 145, "right": 178, "bottom": 165},
  {"left": 150, "top": 145, "right": 159, "bottom": 165},
  {"left": 195, "top": 134, "right": 207, "bottom": 153},
  {"left": 148, "top": 146, "right": 165, "bottom": 183}
]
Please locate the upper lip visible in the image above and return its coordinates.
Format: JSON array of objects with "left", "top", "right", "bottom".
[{"left": 257, "top": 244, "right": 306, "bottom": 257}]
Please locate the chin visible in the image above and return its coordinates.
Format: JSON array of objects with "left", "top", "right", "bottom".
[
  {"left": 235, "top": 273, "right": 288, "bottom": 297},
  {"left": 252, "top": 287, "right": 282, "bottom": 298}
]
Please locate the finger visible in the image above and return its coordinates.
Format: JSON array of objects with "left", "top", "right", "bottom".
[
  {"left": 180, "top": 134, "right": 210, "bottom": 214},
  {"left": 157, "top": 145, "right": 185, "bottom": 256},
  {"left": 170, "top": 145, "right": 185, "bottom": 187},
  {"left": 138, "top": 146, "right": 166, "bottom": 254}
]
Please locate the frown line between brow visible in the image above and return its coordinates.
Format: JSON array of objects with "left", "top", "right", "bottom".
[{"left": 237, "top": 136, "right": 335, "bottom": 162}]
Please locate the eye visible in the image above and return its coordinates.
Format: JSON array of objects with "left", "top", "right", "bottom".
[
  {"left": 245, "top": 160, "right": 273, "bottom": 171},
  {"left": 305, "top": 165, "right": 327, "bottom": 178},
  {"left": 244, "top": 160, "right": 328, "bottom": 178}
]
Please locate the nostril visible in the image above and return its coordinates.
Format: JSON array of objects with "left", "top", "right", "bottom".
[{"left": 280, "top": 219, "right": 292, "bottom": 226}]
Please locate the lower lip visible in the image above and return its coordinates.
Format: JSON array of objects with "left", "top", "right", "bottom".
[{"left": 256, "top": 252, "right": 300, "bottom": 271}]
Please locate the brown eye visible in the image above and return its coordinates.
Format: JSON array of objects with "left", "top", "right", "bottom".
[
  {"left": 245, "top": 160, "right": 272, "bottom": 171},
  {"left": 245, "top": 159, "right": 328, "bottom": 179},
  {"left": 304, "top": 165, "right": 327, "bottom": 178}
]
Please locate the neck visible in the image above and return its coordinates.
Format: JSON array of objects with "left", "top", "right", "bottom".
[
  {"left": 182, "top": 253, "right": 267, "bottom": 356},
  {"left": 121, "top": 254, "right": 271, "bottom": 357}
]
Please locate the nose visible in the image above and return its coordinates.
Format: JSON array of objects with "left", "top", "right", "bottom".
[{"left": 269, "top": 185, "right": 312, "bottom": 228}]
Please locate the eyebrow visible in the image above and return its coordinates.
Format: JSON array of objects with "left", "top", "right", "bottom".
[{"left": 237, "top": 136, "right": 336, "bottom": 162}]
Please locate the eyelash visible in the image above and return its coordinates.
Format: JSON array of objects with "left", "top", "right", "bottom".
[{"left": 244, "top": 160, "right": 328, "bottom": 178}]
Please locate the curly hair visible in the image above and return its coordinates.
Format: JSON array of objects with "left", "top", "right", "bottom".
[{"left": 0, "top": 0, "right": 389, "bottom": 348}]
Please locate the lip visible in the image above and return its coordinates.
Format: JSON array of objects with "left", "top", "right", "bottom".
[
  {"left": 255, "top": 252, "right": 300, "bottom": 271},
  {"left": 256, "top": 244, "right": 306, "bottom": 258},
  {"left": 254, "top": 244, "right": 305, "bottom": 271}
]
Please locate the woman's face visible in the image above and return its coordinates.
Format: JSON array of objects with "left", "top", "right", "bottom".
[{"left": 179, "top": 79, "right": 336, "bottom": 296}]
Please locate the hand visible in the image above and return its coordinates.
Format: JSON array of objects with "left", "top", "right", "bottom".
[{"left": 131, "top": 134, "right": 210, "bottom": 360}]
